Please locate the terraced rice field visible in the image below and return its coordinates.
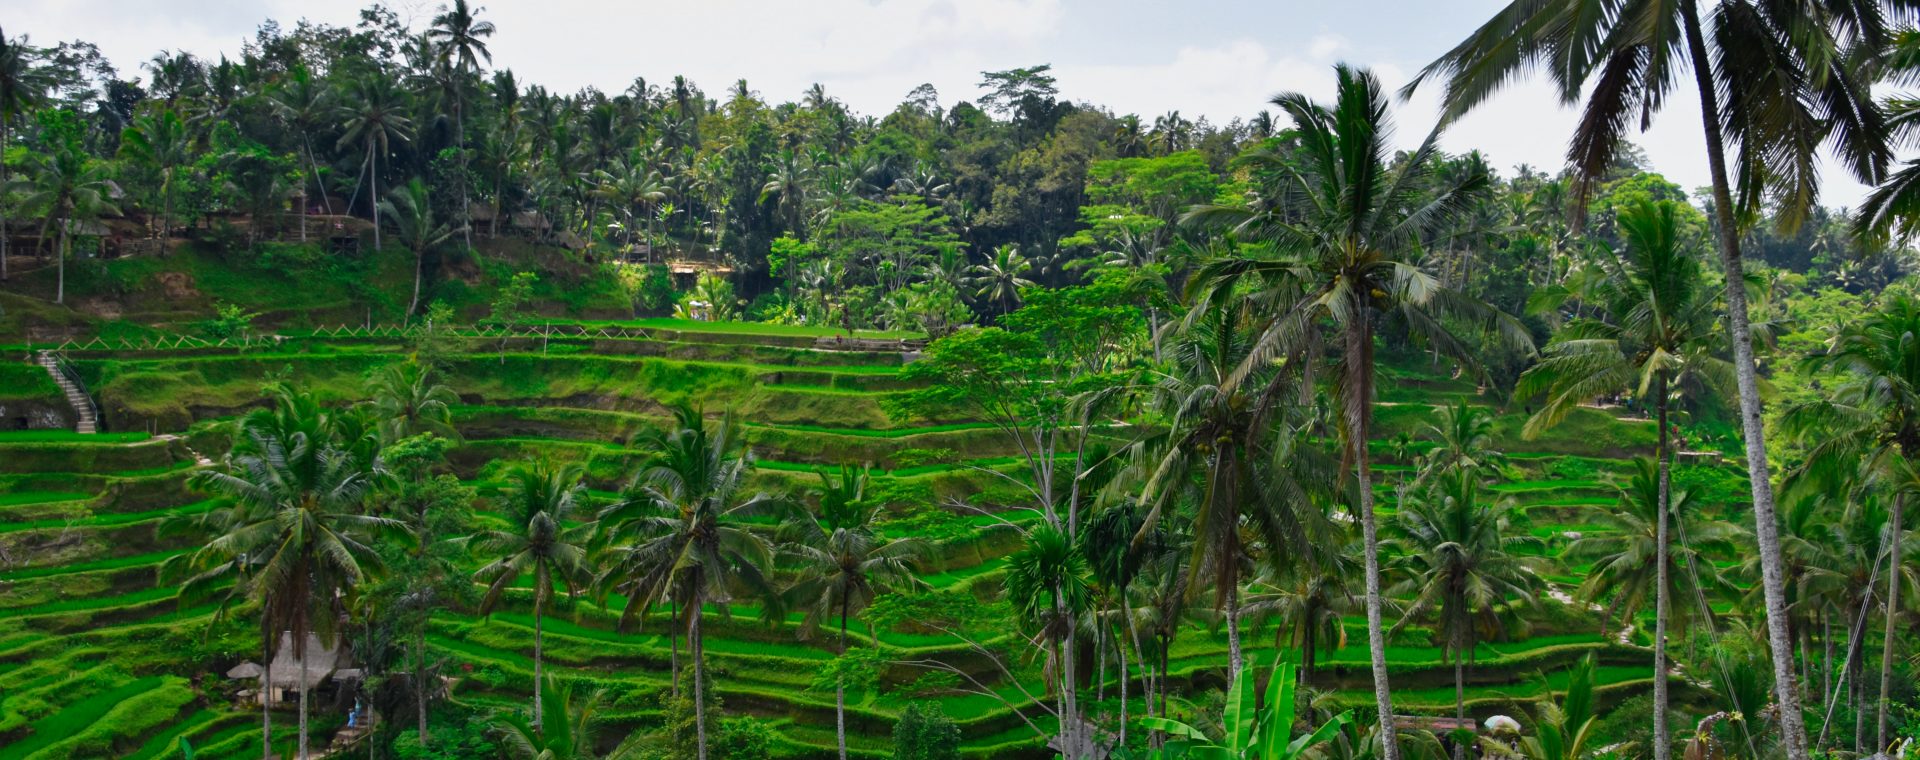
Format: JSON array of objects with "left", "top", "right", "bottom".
[{"left": 0, "top": 323, "right": 1734, "bottom": 758}]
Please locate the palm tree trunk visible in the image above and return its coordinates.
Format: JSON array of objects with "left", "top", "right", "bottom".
[
  {"left": 409, "top": 246, "right": 424, "bottom": 319},
  {"left": 56, "top": 226, "right": 67, "bottom": 304},
  {"left": 370, "top": 140, "right": 383, "bottom": 252},
  {"left": 458, "top": 96, "right": 473, "bottom": 253},
  {"left": 1453, "top": 651, "right": 1466, "bottom": 760},
  {"left": 1678, "top": 5, "right": 1809, "bottom": 757},
  {"left": 670, "top": 597, "right": 681, "bottom": 699},
  {"left": 1226, "top": 582, "right": 1243, "bottom": 685},
  {"left": 416, "top": 626, "right": 430, "bottom": 744},
  {"left": 1654, "top": 380, "right": 1673, "bottom": 760},
  {"left": 1878, "top": 491, "right": 1902, "bottom": 752},
  {"left": 1, "top": 119, "right": 9, "bottom": 282},
  {"left": 1347, "top": 312, "right": 1400, "bottom": 760},
  {"left": 1117, "top": 621, "right": 1129, "bottom": 749},
  {"left": 299, "top": 634, "right": 310, "bottom": 760},
  {"left": 693, "top": 607, "right": 709, "bottom": 760},
  {"left": 837, "top": 601, "right": 849, "bottom": 760},
  {"left": 1056, "top": 586, "right": 1079, "bottom": 759},
  {"left": 262, "top": 629, "right": 274, "bottom": 760},
  {"left": 533, "top": 587, "right": 545, "bottom": 730}
]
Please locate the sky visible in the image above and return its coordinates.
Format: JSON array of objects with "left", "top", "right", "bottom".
[{"left": 5, "top": 0, "right": 1879, "bottom": 208}]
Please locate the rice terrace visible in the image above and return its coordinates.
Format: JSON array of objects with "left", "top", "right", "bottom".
[{"left": 0, "top": 1, "right": 1914, "bottom": 759}]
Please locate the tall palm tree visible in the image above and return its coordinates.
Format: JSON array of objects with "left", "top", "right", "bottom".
[
  {"left": 267, "top": 67, "right": 334, "bottom": 237},
  {"left": 966, "top": 244, "right": 1038, "bottom": 314},
  {"left": 379, "top": 177, "right": 462, "bottom": 318},
  {"left": 366, "top": 360, "right": 459, "bottom": 443},
  {"left": 1182, "top": 65, "right": 1530, "bottom": 758},
  {"left": 471, "top": 461, "right": 593, "bottom": 730},
  {"left": 10, "top": 141, "right": 119, "bottom": 304},
  {"left": 118, "top": 109, "right": 192, "bottom": 240},
  {"left": 183, "top": 390, "right": 399, "bottom": 759},
  {"left": 1005, "top": 523, "right": 1095, "bottom": 758},
  {"left": 1785, "top": 294, "right": 1920, "bottom": 750},
  {"left": 1413, "top": 10, "right": 1896, "bottom": 755},
  {"left": 1387, "top": 471, "right": 1540, "bottom": 737},
  {"left": 779, "top": 466, "right": 925, "bottom": 760},
  {"left": 761, "top": 150, "right": 812, "bottom": 237},
  {"left": 0, "top": 26, "right": 48, "bottom": 282},
  {"left": 1570, "top": 459, "right": 1736, "bottom": 636},
  {"left": 593, "top": 407, "right": 776, "bottom": 760},
  {"left": 1515, "top": 198, "right": 1731, "bottom": 755},
  {"left": 427, "top": 0, "right": 494, "bottom": 251},
  {"left": 336, "top": 73, "right": 414, "bottom": 252},
  {"left": 1417, "top": 400, "right": 1503, "bottom": 484}
]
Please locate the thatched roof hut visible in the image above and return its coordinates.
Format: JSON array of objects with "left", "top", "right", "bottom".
[{"left": 265, "top": 631, "right": 352, "bottom": 691}]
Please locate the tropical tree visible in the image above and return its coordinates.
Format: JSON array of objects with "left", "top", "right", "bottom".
[
  {"left": 593, "top": 406, "right": 777, "bottom": 760},
  {"left": 336, "top": 72, "right": 414, "bottom": 251},
  {"left": 1511, "top": 655, "right": 1603, "bottom": 760},
  {"left": 366, "top": 360, "right": 459, "bottom": 443},
  {"left": 1417, "top": 400, "right": 1503, "bottom": 485},
  {"left": 1387, "top": 471, "right": 1540, "bottom": 734},
  {"left": 11, "top": 123, "right": 119, "bottom": 304},
  {"left": 966, "top": 243, "right": 1038, "bottom": 313},
  {"left": 378, "top": 177, "right": 462, "bottom": 318},
  {"left": 117, "top": 109, "right": 191, "bottom": 239},
  {"left": 470, "top": 461, "right": 593, "bottom": 730},
  {"left": 427, "top": 0, "right": 494, "bottom": 249},
  {"left": 496, "top": 675, "right": 646, "bottom": 760},
  {"left": 1412, "top": 9, "right": 1897, "bottom": 755},
  {"left": 1005, "top": 523, "right": 1095, "bottom": 758},
  {"left": 266, "top": 67, "right": 334, "bottom": 237},
  {"left": 1568, "top": 459, "right": 1736, "bottom": 646},
  {"left": 1182, "top": 65, "right": 1530, "bottom": 758},
  {"left": 1516, "top": 199, "right": 1731, "bottom": 754},
  {"left": 779, "top": 466, "right": 926, "bottom": 760},
  {"left": 0, "top": 26, "right": 48, "bottom": 282},
  {"left": 1786, "top": 294, "right": 1920, "bottom": 750},
  {"left": 181, "top": 388, "right": 399, "bottom": 759}
]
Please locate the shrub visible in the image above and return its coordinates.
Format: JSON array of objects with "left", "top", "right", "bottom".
[{"left": 893, "top": 702, "right": 961, "bottom": 760}]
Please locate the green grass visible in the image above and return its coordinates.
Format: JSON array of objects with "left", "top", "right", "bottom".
[
  {"left": 0, "top": 675, "right": 167, "bottom": 760},
  {"left": 545, "top": 316, "right": 923, "bottom": 340},
  {"left": 0, "top": 430, "right": 152, "bottom": 444}
]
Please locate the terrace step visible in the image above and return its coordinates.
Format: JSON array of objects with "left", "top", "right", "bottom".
[{"left": 35, "top": 351, "right": 99, "bottom": 435}]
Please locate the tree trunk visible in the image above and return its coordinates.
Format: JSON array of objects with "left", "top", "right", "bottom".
[
  {"left": 1654, "top": 380, "right": 1673, "bottom": 760},
  {"left": 299, "top": 632, "right": 310, "bottom": 760},
  {"left": 1, "top": 120, "right": 9, "bottom": 282},
  {"left": 1117, "top": 622, "right": 1129, "bottom": 749},
  {"left": 670, "top": 597, "right": 681, "bottom": 699},
  {"left": 370, "top": 140, "right": 383, "bottom": 252},
  {"left": 837, "top": 600, "right": 849, "bottom": 760},
  {"left": 56, "top": 227, "right": 67, "bottom": 304},
  {"left": 1677, "top": 5, "right": 1810, "bottom": 758},
  {"left": 693, "top": 608, "right": 709, "bottom": 760},
  {"left": 1226, "top": 583, "right": 1243, "bottom": 687},
  {"left": 1878, "top": 491, "right": 1902, "bottom": 752},
  {"left": 1056, "top": 584, "right": 1079, "bottom": 759},
  {"left": 1453, "top": 650, "right": 1466, "bottom": 760},
  {"left": 532, "top": 585, "right": 545, "bottom": 730},
  {"left": 262, "top": 629, "right": 274, "bottom": 760},
  {"left": 409, "top": 246, "right": 424, "bottom": 320},
  {"left": 457, "top": 96, "right": 473, "bottom": 253},
  {"left": 416, "top": 625, "right": 430, "bottom": 744},
  {"left": 1347, "top": 310, "right": 1400, "bottom": 760}
]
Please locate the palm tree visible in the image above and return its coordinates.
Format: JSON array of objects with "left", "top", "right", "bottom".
[
  {"left": 427, "top": 0, "right": 494, "bottom": 251},
  {"left": 1417, "top": 400, "right": 1503, "bottom": 484},
  {"left": 1506, "top": 655, "right": 1602, "bottom": 760},
  {"left": 497, "top": 675, "right": 646, "bottom": 760},
  {"left": 966, "top": 244, "right": 1038, "bottom": 314},
  {"left": 1182, "top": 65, "right": 1530, "bottom": 758},
  {"left": 779, "top": 466, "right": 925, "bottom": 760},
  {"left": 1413, "top": 10, "right": 1897, "bottom": 755},
  {"left": 10, "top": 140, "right": 119, "bottom": 304},
  {"left": 118, "top": 110, "right": 192, "bottom": 240},
  {"left": 379, "top": 178, "right": 462, "bottom": 318},
  {"left": 1005, "top": 523, "right": 1095, "bottom": 758},
  {"left": 183, "top": 389, "right": 399, "bottom": 759},
  {"left": 593, "top": 407, "right": 777, "bottom": 760},
  {"left": 336, "top": 73, "right": 414, "bottom": 252},
  {"left": 471, "top": 461, "right": 593, "bottom": 730},
  {"left": 0, "top": 26, "right": 47, "bottom": 282},
  {"left": 267, "top": 67, "right": 334, "bottom": 237},
  {"left": 1386, "top": 471, "right": 1540, "bottom": 737},
  {"left": 1785, "top": 294, "right": 1920, "bottom": 750},
  {"left": 761, "top": 150, "right": 812, "bottom": 237},
  {"left": 366, "top": 361, "right": 459, "bottom": 443},
  {"left": 1570, "top": 459, "right": 1735, "bottom": 638},
  {"left": 1515, "top": 199, "right": 1731, "bottom": 755}
]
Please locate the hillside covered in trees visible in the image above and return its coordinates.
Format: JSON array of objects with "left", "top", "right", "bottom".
[{"left": 0, "top": 3, "right": 1916, "bottom": 760}]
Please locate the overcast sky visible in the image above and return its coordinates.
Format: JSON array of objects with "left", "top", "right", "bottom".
[{"left": 7, "top": 0, "right": 1879, "bottom": 208}]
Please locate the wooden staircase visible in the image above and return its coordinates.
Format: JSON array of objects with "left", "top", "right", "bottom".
[{"left": 36, "top": 351, "right": 98, "bottom": 434}]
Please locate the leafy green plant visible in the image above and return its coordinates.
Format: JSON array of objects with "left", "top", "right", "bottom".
[{"left": 1140, "top": 660, "right": 1352, "bottom": 759}]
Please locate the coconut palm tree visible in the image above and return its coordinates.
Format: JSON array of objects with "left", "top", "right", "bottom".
[
  {"left": 1515, "top": 198, "right": 1732, "bottom": 754},
  {"left": 10, "top": 139, "right": 119, "bottom": 304},
  {"left": 1386, "top": 471, "right": 1540, "bottom": 739},
  {"left": 966, "top": 244, "right": 1038, "bottom": 314},
  {"left": 470, "top": 461, "right": 593, "bottom": 730},
  {"left": 365, "top": 361, "right": 459, "bottom": 443},
  {"left": 0, "top": 26, "right": 48, "bottom": 282},
  {"left": 266, "top": 67, "right": 334, "bottom": 236},
  {"left": 1786, "top": 294, "right": 1920, "bottom": 750},
  {"left": 1181, "top": 65, "right": 1530, "bottom": 758},
  {"left": 184, "top": 389, "right": 400, "bottom": 759},
  {"left": 593, "top": 406, "right": 777, "bottom": 760},
  {"left": 336, "top": 73, "right": 414, "bottom": 251},
  {"left": 117, "top": 109, "right": 191, "bottom": 239},
  {"left": 761, "top": 150, "right": 813, "bottom": 237},
  {"left": 1416, "top": 400, "right": 1503, "bottom": 485},
  {"left": 1412, "top": 11, "right": 1897, "bottom": 755},
  {"left": 427, "top": 0, "right": 494, "bottom": 250},
  {"left": 379, "top": 178, "right": 462, "bottom": 319},
  {"left": 779, "top": 466, "right": 926, "bottom": 760},
  {"left": 497, "top": 675, "right": 647, "bottom": 760},
  {"left": 1005, "top": 523, "right": 1096, "bottom": 758},
  {"left": 1570, "top": 458, "right": 1736, "bottom": 632}
]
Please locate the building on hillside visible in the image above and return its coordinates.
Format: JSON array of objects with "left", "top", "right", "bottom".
[{"left": 227, "top": 631, "right": 362, "bottom": 708}]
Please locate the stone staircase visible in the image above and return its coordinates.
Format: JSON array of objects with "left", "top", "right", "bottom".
[{"left": 36, "top": 351, "right": 98, "bottom": 434}]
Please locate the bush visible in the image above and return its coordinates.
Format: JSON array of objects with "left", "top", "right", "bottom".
[{"left": 893, "top": 702, "right": 961, "bottom": 760}]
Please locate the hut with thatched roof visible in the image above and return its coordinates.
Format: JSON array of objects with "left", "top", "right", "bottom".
[{"left": 230, "top": 631, "right": 360, "bottom": 706}]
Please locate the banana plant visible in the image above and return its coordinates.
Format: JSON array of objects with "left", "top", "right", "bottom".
[{"left": 1140, "top": 660, "right": 1352, "bottom": 759}]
